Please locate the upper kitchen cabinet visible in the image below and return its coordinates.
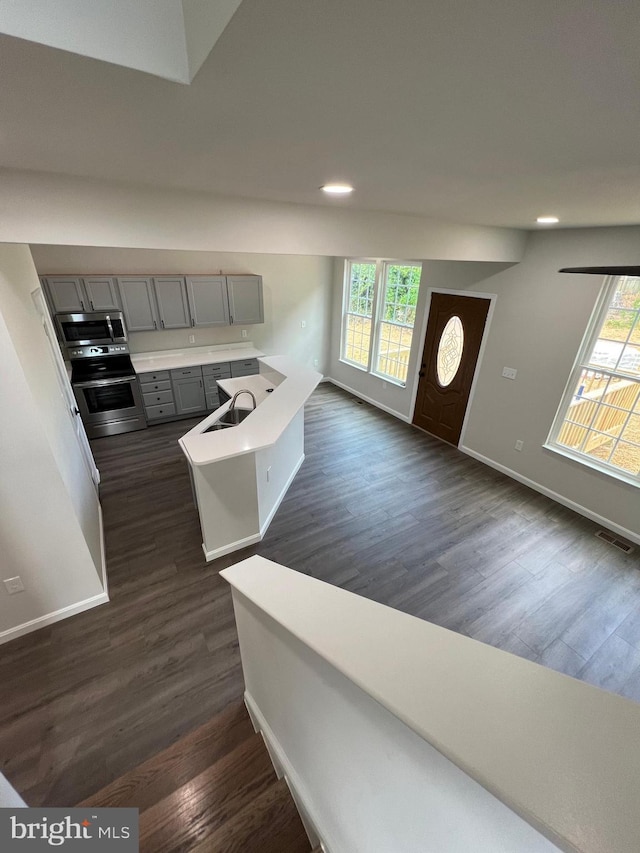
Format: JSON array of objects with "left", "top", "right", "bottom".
[
  {"left": 118, "top": 277, "right": 158, "bottom": 332},
  {"left": 153, "top": 277, "right": 190, "bottom": 329},
  {"left": 43, "top": 276, "right": 120, "bottom": 313},
  {"left": 185, "top": 276, "right": 230, "bottom": 327},
  {"left": 83, "top": 277, "right": 120, "bottom": 311},
  {"left": 226, "top": 275, "right": 264, "bottom": 325}
]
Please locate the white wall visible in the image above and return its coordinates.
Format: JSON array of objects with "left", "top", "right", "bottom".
[
  {"left": 0, "top": 168, "right": 526, "bottom": 262},
  {"left": 31, "top": 245, "right": 333, "bottom": 372},
  {"left": 0, "top": 244, "right": 105, "bottom": 642},
  {"left": 458, "top": 227, "right": 640, "bottom": 540}
]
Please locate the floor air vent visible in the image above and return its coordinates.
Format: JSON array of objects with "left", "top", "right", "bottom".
[{"left": 595, "top": 530, "right": 634, "bottom": 554}]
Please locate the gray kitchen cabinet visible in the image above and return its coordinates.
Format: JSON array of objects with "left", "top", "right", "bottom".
[
  {"left": 83, "top": 277, "right": 120, "bottom": 311},
  {"left": 226, "top": 276, "right": 264, "bottom": 325},
  {"left": 118, "top": 277, "right": 158, "bottom": 332},
  {"left": 171, "top": 367, "right": 206, "bottom": 415},
  {"left": 43, "top": 277, "right": 87, "bottom": 313},
  {"left": 230, "top": 358, "right": 260, "bottom": 377},
  {"left": 185, "top": 276, "right": 229, "bottom": 327},
  {"left": 43, "top": 276, "right": 120, "bottom": 313},
  {"left": 153, "top": 276, "right": 190, "bottom": 329}
]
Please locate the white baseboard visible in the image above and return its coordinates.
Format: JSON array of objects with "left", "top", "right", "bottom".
[
  {"left": 244, "top": 690, "right": 332, "bottom": 853},
  {"left": 0, "top": 592, "right": 110, "bottom": 646},
  {"left": 459, "top": 445, "right": 640, "bottom": 546},
  {"left": 325, "top": 377, "right": 410, "bottom": 422},
  {"left": 259, "top": 454, "right": 305, "bottom": 537},
  {"left": 202, "top": 533, "right": 262, "bottom": 562}
]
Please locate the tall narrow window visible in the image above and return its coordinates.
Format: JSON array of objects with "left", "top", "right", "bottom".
[
  {"left": 547, "top": 275, "right": 640, "bottom": 484},
  {"left": 341, "top": 259, "right": 422, "bottom": 385}
]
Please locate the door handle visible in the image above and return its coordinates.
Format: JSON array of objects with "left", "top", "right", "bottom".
[
  {"left": 418, "top": 371, "right": 425, "bottom": 378},
  {"left": 73, "top": 406, "right": 80, "bottom": 416}
]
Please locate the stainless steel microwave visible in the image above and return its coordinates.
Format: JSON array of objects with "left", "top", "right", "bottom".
[{"left": 56, "top": 311, "right": 127, "bottom": 347}]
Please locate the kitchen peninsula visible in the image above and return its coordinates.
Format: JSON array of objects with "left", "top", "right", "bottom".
[{"left": 179, "top": 356, "right": 322, "bottom": 560}]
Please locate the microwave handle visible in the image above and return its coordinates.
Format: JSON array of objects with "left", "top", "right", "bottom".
[{"left": 106, "top": 316, "right": 115, "bottom": 340}]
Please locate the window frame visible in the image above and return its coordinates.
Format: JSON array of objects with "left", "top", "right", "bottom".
[
  {"left": 340, "top": 258, "right": 422, "bottom": 386},
  {"left": 545, "top": 274, "right": 640, "bottom": 488}
]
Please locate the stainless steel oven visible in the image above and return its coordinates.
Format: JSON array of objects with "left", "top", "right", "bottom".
[
  {"left": 56, "top": 311, "right": 127, "bottom": 348},
  {"left": 70, "top": 345, "right": 146, "bottom": 439}
]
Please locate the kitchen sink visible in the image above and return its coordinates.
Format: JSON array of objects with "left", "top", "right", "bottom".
[
  {"left": 219, "top": 407, "right": 253, "bottom": 425},
  {"left": 203, "top": 407, "right": 253, "bottom": 433}
]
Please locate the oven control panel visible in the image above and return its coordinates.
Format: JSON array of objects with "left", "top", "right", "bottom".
[{"left": 68, "top": 344, "right": 129, "bottom": 359}]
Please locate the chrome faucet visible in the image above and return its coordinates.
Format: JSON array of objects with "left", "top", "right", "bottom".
[{"left": 229, "top": 389, "right": 257, "bottom": 411}]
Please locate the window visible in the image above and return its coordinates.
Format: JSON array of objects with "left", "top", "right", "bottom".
[
  {"left": 341, "top": 259, "right": 422, "bottom": 384},
  {"left": 547, "top": 275, "right": 640, "bottom": 484}
]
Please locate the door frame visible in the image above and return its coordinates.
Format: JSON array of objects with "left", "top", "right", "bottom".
[{"left": 409, "top": 288, "right": 498, "bottom": 446}]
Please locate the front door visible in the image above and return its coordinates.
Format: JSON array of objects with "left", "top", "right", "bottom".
[{"left": 413, "top": 292, "right": 491, "bottom": 445}]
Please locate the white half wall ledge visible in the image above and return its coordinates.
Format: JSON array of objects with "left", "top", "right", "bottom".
[
  {"left": 0, "top": 0, "right": 244, "bottom": 84},
  {"left": 221, "top": 555, "right": 640, "bottom": 853}
]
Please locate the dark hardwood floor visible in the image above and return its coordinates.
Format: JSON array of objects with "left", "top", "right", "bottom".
[{"left": 2, "top": 382, "right": 640, "bottom": 808}]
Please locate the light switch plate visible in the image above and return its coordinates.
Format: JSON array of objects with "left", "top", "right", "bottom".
[{"left": 502, "top": 366, "right": 517, "bottom": 380}]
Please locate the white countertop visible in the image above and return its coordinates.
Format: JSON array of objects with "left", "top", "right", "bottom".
[
  {"left": 179, "top": 356, "right": 322, "bottom": 466},
  {"left": 131, "top": 343, "right": 264, "bottom": 374}
]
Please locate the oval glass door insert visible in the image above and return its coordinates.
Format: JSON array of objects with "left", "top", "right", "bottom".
[{"left": 436, "top": 316, "right": 464, "bottom": 386}]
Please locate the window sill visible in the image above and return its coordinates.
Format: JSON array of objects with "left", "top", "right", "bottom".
[{"left": 543, "top": 442, "right": 640, "bottom": 489}]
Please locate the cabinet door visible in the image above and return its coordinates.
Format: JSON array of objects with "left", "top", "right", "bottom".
[
  {"left": 118, "top": 277, "right": 158, "bottom": 332},
  {"left": 44, "top": 277, "right": 87, "bottom": 313},
  {"left": 83, "top": 277, "right": 120, "bottom": 311},
  {"left": 226, "top": 275, "right": 264, "bottom": 325},
  {"left": 185, "top": 276, "right": 229, "bottom": 327},
  {"left": 173, "top": 376, "right": 206, "bottom": 415},
  {"left": 153, "top": 277, "right": 191, "bottom": 329}
]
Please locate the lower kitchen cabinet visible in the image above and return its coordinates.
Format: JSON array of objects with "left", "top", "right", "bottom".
[
  {"left": 171, "top": 368, "right": 206, "bottom": 415},
  {"left": 138, "top": 358, "right": 258, "bottom": 424}
]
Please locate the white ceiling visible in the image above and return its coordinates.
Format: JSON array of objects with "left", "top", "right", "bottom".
[{"left": 1, "top": 0, "right": 639, "bottom": 229}]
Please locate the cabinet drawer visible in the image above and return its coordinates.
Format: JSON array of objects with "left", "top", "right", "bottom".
[
  {"left": 138, "top": 370, "right": 170, "bottom": 383},
  {"left": 143, "top": 389, "right": 174, "bottom": 406},
  {"left": 145, "top": 402, "right": 177, "bottom": 420},
  {"left": 230, "top": 359, "right": 259, "bottom": 377},
  {"left": 202, "top": 362, "right": 231, "bottom": 378},
  {"left": 140, "top": 379, "right": 171, "bottom": 394},
  {"left": 171, "top": 367, "right": 203, "bottom": 380},
  {"left": 206, "top": 392, "right": 220, "bottom": 410}
]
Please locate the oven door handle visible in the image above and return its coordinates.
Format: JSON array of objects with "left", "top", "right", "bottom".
[{"left": 73, "top": 376, "right": 137, "bottom": 389}]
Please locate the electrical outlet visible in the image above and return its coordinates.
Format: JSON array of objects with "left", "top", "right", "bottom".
[
  {"left": 266, "top": 465, "right": 272, "bottom": 483},
  {"left": 502, "top": 366, "right": 517, "bottom": 380},
  {"left": 382, "top": 380, "right": 387, "bottom": 389},
  {"left": 301, "top": 320, "right": 306, "bottom": 328},
  {"left": 4, "top": 576, "right": 24, "bottom": 595},
  {"left": 188, "top": 334, "right": 195, "bottom": 344},
  {"left": 515, "top": 439, "right": 524, "bottom": 451},
  {"left": 313, "top": 358, "right": 319, "bottom": 367}
]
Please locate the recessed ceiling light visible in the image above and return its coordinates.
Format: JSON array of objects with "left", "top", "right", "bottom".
[
  {"left": 536, "top": 216, "right": 559, "bottom": 224},
  {"left": 321, "top": 183, "right": 354, "bottom": 195}
]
